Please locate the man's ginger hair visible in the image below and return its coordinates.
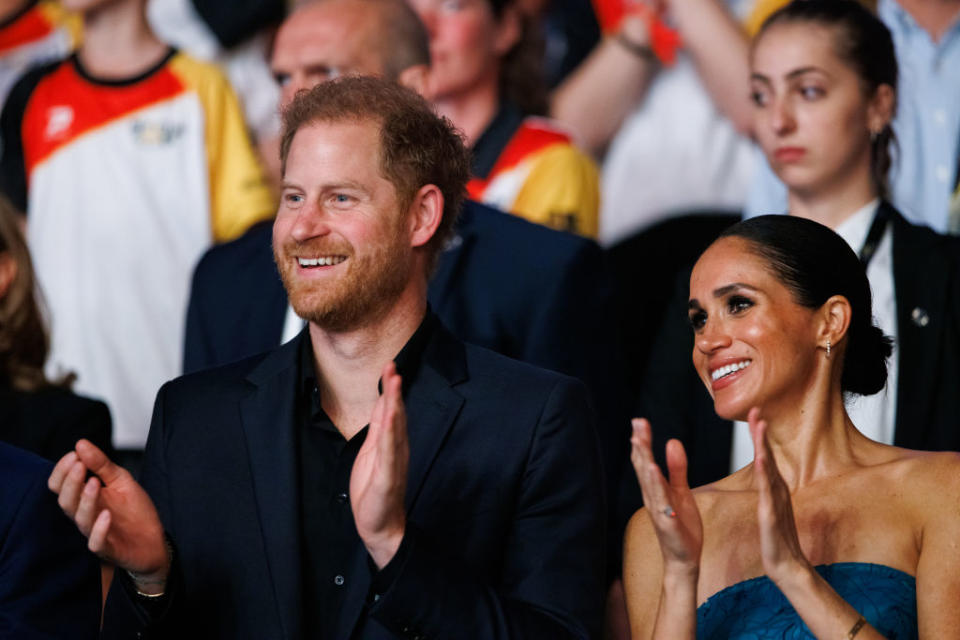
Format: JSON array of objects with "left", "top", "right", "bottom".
[{"left": 280, "top": 76, "right": 470, "bottom": 268}]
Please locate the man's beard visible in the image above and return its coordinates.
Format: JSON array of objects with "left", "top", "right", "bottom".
[{"left": 274, "top": 230, "right": 412, "bottom": 334}]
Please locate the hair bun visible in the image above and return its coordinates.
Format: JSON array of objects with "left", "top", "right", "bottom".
[{"left": 841, "top": 324, "right": 893, "bottom": 396}]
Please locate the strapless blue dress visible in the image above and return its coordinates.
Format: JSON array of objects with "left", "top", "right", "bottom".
[{"left": 696, "top": 563, "right": 917, "bottom": 639}]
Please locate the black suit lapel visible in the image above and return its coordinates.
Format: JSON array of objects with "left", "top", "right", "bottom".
[
  {"left": 890, "top": 205, "right": 949, "bottom": 447},
  {"left": 335, "top": 324, "right": 467, "bottom": 640},
  {"left": 239, "top": 334, "right": 304, "bottom": 640}
]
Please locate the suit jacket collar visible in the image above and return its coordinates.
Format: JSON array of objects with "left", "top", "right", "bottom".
[
  {"left": 239, "top": 318, "right": 468, "bottom": 639},
  {"left": 887, "top": 202, "right": 951, "bottom": 446}
]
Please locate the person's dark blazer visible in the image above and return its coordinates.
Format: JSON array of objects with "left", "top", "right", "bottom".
[
  {"left": 0, "top": 441, "right": 101, "bottom": 638},
  {"left": 634, "top": 203, "right": 960, "bottom": 494},
  {"left": 184, "top": 200, "right": 630, "bottom": 573},
  {"left": 0, "top": 386, "right": 113, "bottom": 462},
  {"left": 102, "top": 322, "right": 607, "bottom": 639}
]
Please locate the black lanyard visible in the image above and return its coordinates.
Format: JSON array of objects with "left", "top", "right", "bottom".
[{"left": 859, "top": 205, "right": 891, "bottom": 268}]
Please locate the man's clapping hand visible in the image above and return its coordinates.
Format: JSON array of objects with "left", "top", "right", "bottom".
[{"left": 350, "top": 362, "right": 409, "bottom": 569}]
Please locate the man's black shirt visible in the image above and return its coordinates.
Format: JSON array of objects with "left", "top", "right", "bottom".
[{"left": 296, "top": 312, "right": 435, "bottom": 639}]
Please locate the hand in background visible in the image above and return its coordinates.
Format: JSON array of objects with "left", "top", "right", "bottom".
[
  {"left": 350, "top": 361, "right": 409, "bottom": 569},
  {"left": 630, "top": 418, "right": 702, "bottom": 574},
  {"left": 48, "top": 439, "right": 170, "bottom": 594}
]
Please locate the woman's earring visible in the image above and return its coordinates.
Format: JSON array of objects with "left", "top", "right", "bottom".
[{"left": 826, "top": 339, "right": 831, "bottom": 359}]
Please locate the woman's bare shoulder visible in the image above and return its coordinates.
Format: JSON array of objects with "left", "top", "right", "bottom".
[
  {"left": 895, "top": 449, "right": 960, "bottom": 499},
  {"left": 876, "top": 447, "right": 960, "bottom": 483}
]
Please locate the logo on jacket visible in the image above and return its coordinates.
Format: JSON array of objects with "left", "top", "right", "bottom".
[
  {"left": 44, "top": 106, "right": 74, "bottom": 140},
  {"left": 132, "top": 120, "right": 185, "bottom": 146}
]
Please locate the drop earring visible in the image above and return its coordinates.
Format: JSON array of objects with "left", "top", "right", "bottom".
[{"left": 826, "top": 339, "right": 831, "bottom": 359}]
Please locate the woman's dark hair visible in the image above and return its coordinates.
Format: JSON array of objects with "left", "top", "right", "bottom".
[
  {"left": 486, "top": 0, "right": 549, "bottom": 116},
  {"left": 758, "top": 0, "right": 898, "bottom": 199},
  {"left": 0, "top": 196, "right": 73, "bottom": 391},
  {"left": 717, "top": 215, "right": 892, "bottom": 396}
]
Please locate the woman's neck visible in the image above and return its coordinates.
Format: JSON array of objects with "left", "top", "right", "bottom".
[
  {"left": 76, "top": 0, "right": 167, "bottom": 80},
  {"left": 758, "top": 390, "right": 863, "bottom": 491},
  {"left": 432, "top": 72, "right": 501, "bottom": 147},
  {"left": 787, "top": 174, "right": 878, "bottom": 230}
]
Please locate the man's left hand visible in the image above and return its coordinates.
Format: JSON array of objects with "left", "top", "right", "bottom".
[{"left": 351, "top": 361, "right": 409, "bottom": 568}]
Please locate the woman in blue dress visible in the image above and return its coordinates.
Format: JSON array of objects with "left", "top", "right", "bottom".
[{"left": 623, "top": 2, "right": 960, "bottom": 638}]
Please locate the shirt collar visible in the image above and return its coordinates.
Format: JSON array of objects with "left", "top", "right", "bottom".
[
  {"left": 298, "top": 309, "right": 438, "bottom": 405},
  {"left": 834, "top": 198, "right": 882, "bottom": 254},
  {"left": 879, "top": 0, "right": 960, "bottom": 43}
]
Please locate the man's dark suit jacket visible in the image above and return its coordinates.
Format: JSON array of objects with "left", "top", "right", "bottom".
[
  {"left": 102, "top": 321, "right": 606, "bottom": 639},
  {"left": 184, "top": 200, "right": 629, "bottom": 573},
  {"left": 635, "top": 203, "right": 960, "bottom": 492},
  {"left": 0, "top": 442, "right": 101, "bottom": 638}
]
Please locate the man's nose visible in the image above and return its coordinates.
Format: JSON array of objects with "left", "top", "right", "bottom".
[{"left": 290, "top": 204, "right": 332, "bottom": 243}]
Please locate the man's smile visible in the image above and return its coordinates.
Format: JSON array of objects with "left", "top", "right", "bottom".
[{"left": 297, "top": 255, "right": 348, "bottom": 268}]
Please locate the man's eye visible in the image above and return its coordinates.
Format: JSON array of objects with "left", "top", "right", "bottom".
[
  {"left": 688, "top": 311, "right": 706, "bottom": 331},
  {"left": 331, "top": 193, "right": 353, "bottom": 205},
  {"left": 273, "top": 73, "right": 290, "bottom": 87}
]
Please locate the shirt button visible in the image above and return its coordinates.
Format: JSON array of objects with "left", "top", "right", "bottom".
[
  {"left": 336, "top": 492, "right": 348, "bottom": 504},
  {"left": 936, "top": 165, "right": 950, "bottom": 183},
  {"left": 934, "top": 108, "right": 948, "bottom": 125},
  {"left": 334, "top": 574, "right": 345, "bottom": 586}
]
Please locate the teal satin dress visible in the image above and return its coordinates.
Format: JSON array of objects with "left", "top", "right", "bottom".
[{"left": 696, "top": 563, "right": 917, "bottom": 639}]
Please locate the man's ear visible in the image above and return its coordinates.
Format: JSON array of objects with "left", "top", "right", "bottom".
[
  {"left": 0, "top": 252, "right": 18, "bottom": 300},
  {"left": 817, "top": 294, "right": 852, "bottom": 351},
  {"left": 397, "top": 64, "right": 431, "bottom": 98},
  {"left": 407, "top": 184, "right": 444, "bottom": 248}
]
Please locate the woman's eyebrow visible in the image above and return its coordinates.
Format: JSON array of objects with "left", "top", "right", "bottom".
[{"left": 712, "top": 283, "right": 760, "bottom": 298}]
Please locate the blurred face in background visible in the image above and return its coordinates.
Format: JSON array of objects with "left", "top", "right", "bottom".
[
  {"left": 408, "top": 0, "right": 518, "bottom": 101},
  {"left": 749, "top": 22, "right": 891, "bottom": 200},
  {"left": 271, "top": 1, "right": 387, "bottom": 108}
]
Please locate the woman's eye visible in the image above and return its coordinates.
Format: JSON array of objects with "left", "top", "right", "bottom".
[
  {"left": 728, "top": 295, "right": 754, "bottom": 314},
  {"left": 688, "top": 310, "right": 707, "bottom": 331},
  {"left": 749, "top": 89, "right": 768, "bottom": 107},
  {"left": 800, "top": 85, "right": 824, "bottom": 100}
]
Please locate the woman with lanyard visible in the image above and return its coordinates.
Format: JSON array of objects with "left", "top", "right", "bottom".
[{"left": 725, "top": 0, "right": 960, "bottom": 471}]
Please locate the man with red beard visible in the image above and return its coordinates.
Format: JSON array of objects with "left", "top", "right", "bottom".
[{"left": 50, "top": 76, "right": 606, "bottom": 640}]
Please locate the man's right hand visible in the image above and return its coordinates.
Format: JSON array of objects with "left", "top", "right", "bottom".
[{"left": 48, "top": 439, "right": 170, "bottom": 595}]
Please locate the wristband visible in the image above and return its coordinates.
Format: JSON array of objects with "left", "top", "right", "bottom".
[
  {"left": 847, "top": 616, "right": 866, "bottom": 639},
  {"left": 614, "top": 33, "right": 656, "bottom": 61},
  {"left": 127, "top": 533, "right": 175, "bottom": 598}
]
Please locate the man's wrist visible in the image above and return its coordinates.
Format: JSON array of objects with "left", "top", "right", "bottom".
[
  {"left": 127, "top": 534, "right": 174, "bottom": 596},
  {"left": 364, "top": 526, "right": 406, "bottom": 569}
]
